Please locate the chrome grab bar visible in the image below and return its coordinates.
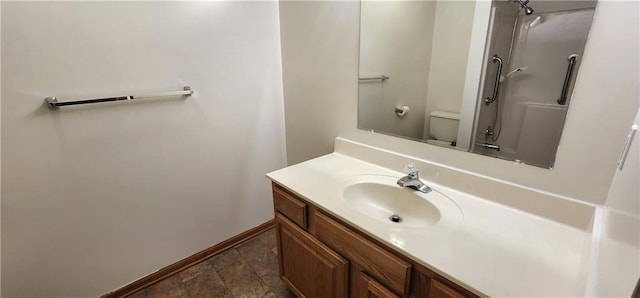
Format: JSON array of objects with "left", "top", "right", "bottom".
[
  {"left": 478, "top": 142, "right": 500, "bottom": 151},
  {"left": 45, "top": 86, "right": 194, "bottom": 110},
  {"left": 484, "top": 55, "right": 503, "bottom": 105},
  {"left": 557, "top": 54, "right": 578, "bottom": 105},
  {"left": 358, "top": 75, "right": 389, "bottom": 82},
  {"left": 618, "top": 124, "right": 638, "bottom": 170}
]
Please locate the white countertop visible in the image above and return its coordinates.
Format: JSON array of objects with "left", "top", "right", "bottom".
[{"left": 267, "top": 152, "right": 592, "bottom": 297}]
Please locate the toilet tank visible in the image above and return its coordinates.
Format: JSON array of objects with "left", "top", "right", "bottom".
[{"left": 429, "top": 111, "right": 461, "bottom": 142}]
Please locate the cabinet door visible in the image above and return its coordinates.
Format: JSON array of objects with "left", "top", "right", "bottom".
[
  {"left": 276, "top": 214, "right": 348, "bottom": 298},
  {"left": 355, "top": 271, "right": 400, "bottom": 298},
  {"left": 313, "top": 212, "right": 411, "bottom": 295}
]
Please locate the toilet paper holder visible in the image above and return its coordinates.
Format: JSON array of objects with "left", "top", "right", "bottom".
[{"left": 395, "top": 105, "right": 410, "bottom": 117}]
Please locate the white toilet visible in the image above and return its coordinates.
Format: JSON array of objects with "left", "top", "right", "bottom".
[{"left": 426, "top": 111, "right": 460, "bottom": 148}]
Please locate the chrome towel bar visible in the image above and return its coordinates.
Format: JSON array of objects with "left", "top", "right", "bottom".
[
  {"left": 359, "top": 75, "right": 389, "bottom": 82},
  {"left": 45, "top": 86, "right": 194, "bottom": 110}
]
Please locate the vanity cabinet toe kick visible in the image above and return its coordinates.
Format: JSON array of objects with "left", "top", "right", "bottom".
[{"left": 272, "top": 182, "right": 477, "bottom": 298}]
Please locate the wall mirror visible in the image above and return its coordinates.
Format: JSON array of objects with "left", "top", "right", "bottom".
[{"left": 357, "top": 0, "right": 597, "bottom": 169}]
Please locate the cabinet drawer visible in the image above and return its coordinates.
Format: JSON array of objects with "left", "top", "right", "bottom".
[
  {"left": 273, "top": 184, "right": 307, "bottom": 229},
  {"left": 313, "top": 212, "right": 411, "bottom": 296}
]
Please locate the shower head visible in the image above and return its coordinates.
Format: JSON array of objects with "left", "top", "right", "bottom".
[
  {"left": 511, "top": 0, "right": 534, "bottom": 15},
  {"left": 524, "top": 6, "right": 534, "bottom": 15}
]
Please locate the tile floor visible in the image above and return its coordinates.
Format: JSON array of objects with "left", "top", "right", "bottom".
[{"left": 127, "top": 228, "right": 295, "bottom": 298}]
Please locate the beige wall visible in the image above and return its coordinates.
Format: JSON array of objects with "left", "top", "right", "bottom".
[
  {"left": 279, "top": 1, "right": 360, "bottom": 165},
  {"left": 359, "top": 1, "right": 436, "bottom": 139},
  {"left": 423, "top": 0, "right": 475, "bottom": 140},
  {"left": 279, "top": 0, "right": 639, "bottom": 205},
  {"left": 592, "top": 107, "right": 639, "bottom": 296},
  {"left": 1, "top": 2, "right": 285, "bottom": 297}
]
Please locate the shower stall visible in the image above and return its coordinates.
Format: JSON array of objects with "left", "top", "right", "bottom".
[{"left": 472, "top": 0, "right": 596, "bottom": 168}]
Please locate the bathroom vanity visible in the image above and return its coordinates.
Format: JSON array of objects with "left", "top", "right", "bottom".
[
  {"left": 267, "top": 138, "right": 596, "bottom": 297},
  {"left": 272, "top": 183, "right": 475, "bottom": 298}
]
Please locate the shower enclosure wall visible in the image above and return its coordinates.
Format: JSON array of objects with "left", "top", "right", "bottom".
[{"left": 472, "top": 1, "right": 596, "bottom": 168}]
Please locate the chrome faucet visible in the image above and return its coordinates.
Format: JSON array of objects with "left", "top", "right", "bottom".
[{"left": 397, "top": 164, "right": 432, "bottom": 193}]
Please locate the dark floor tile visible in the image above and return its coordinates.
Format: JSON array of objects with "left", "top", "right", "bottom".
[
  {"left": 257, "top": 229, "right": 277, "bottom": 249},
  {"left": 236, "top": 237, "right": 265, "bottom": 256},
  {"left": 145, "top": 275, "right": 188, "bottom": 298},
  {"left": 211, "top": 248, "right": 242, "bottom": 272},
  {"left": 237, "top": 238, "right": 279, "bottom": 277},
  {"left": 126, "top": 288, "right": 148, "bottom": 298},
  {"left": 260, "top": 271, "right": 294, "bottom": 298},
  {"left": 129, "top": 231, "right": 293, "bottom": 298},
  {"left": 252, "top": 254, "right": 279, "bottom": 278},
  {"left": 183, "top": 268, "right": 232, "bottom": 298},
  {"left": 178, "top": 259, "right": 213, "bottom": 283},
  {"left": 217, "top": 259, "right": 261, "bottom": 295},
  {"left": 229, "top": 277, "right": 270, "bottom": 297}
]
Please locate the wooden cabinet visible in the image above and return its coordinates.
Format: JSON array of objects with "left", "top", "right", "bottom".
[
  {"left": 276, "top": 213, "right": 348, "bottom": 298},
  {"left": 355, "top": 271, "right": 400, "bottom": 298},
  {"left": 314, "top": 211, "right": 411, "bottom": 296},
  {"left": 273, "top": 186, "right": 308, "bottom": 229},
  {"left": 272, "top": 183, "right": 478, "bottom": 298},
  {"left": 429, "top": 279, "right": 466, "bottom": 298}
]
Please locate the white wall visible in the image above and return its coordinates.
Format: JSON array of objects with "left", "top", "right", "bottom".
[
  {"left": 1, "top": 2, "right": 286, "bottom": 297},
  {"left": 359, "top": 1, "right": 436, "bottom": 139},
  {"left": 591, "top": 107, "right": 639, "bottom": 296},
  {"left": 279, "top": 0, "right": 639, "bottom": 205},
  {"left": 423, "top": 0, "right": 475, "bottom": 140},
  {"left": 279, "top": 1, "right": 359, "bottom": 165}
]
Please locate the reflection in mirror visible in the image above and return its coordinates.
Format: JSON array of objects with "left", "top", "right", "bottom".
[
  {"left": 357, "top": 0, "right": 597, "bottom": 169},
  {"left": 473, "top": 1, "right": 596, "bottom": 168},
  {"left": 358, "top": 0, "right": 475, "bottom": 147}
]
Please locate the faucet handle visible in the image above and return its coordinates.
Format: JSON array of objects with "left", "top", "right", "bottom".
[{"left": 404, "top": 164, "right": 419, "bottom": 178}]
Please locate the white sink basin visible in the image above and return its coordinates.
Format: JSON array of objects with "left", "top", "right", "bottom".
[{"left": 341, "top": 175, "right": 462, "bottom": 228}]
